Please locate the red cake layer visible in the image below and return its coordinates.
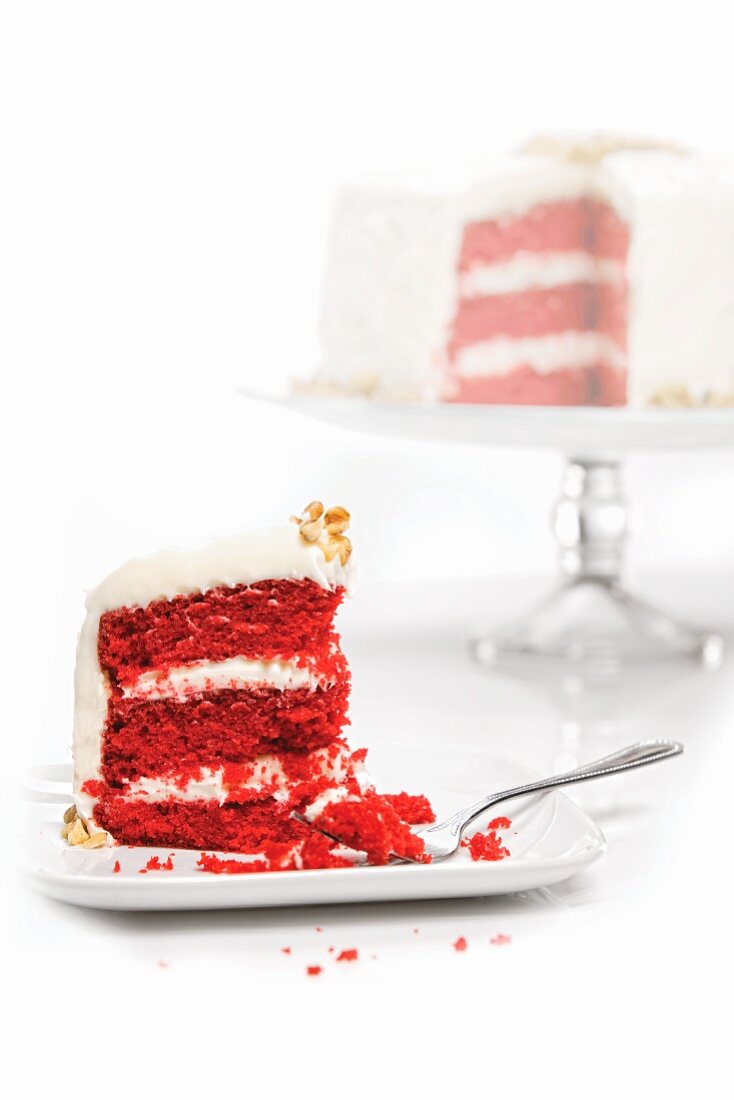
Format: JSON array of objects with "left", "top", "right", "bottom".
[
  {"left": 95, "top": 792, "right": 313, "bottom": 852},
  {"left": 450, "top": 282, "right": 627, "bottom": 350},
  {"left": 101, "top": 681, "right": 351, "bottom": 785},
  {"left": 450, "top": 283, "right": 596, "bottom": 348},
  {"left": 596, "top": 281, "right": 628, "bottom": 348},
  {"left": 98, "top": 579, "right": 344, "bottom": 686},
  {"left": 593, "top": 202, "right": 630, "bottom": 262},
  {"left": 446, "top": 365, "right": 626, "bottom": 407},
  {"left": 458, "top": 199, "right": 629, "bottom": 268},
  {"left": 592, "top": 363, "right": 627, "bottom": 405}
]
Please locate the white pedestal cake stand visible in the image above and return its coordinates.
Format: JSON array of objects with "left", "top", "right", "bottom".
[{"left": 245, "top": 390, "right": 734, "bottom": 673}]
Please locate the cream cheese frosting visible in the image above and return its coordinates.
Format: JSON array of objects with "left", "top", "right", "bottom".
[
  {"left": 125, "top": 656, "right": 330, "bottom": 702},
  {"left": 453, "top": 332, "right": 626, "bottom": 378},
  {"left": 457, "top": 254, "right": 624, "bottom": 298}
]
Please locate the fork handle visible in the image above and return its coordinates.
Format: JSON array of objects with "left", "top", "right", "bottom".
[{"left": 435, "top": 740, "right": 683, "bottom": 837}]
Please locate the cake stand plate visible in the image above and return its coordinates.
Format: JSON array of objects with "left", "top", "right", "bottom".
[
  {"left": 246, "top": 389, "right": 733, "bottom": 671},
  {"left": 246, "top": 390, "right": 734, "bottom": 454},
  {"left": 20, "top": 748, "right": 605, "bottom": 911}
]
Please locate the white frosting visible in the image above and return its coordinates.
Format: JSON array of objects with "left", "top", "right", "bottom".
[
  {"left": 86, "top": 523, "right": 353, "bottom": 617},
  {"left": 453, "top": 332, "right": 626, "bottom": 378},
  {"left": 458, "top": 253, "right": 624, "bottom": 297},
  {"left": 126, "top": 656, "right": 328, "bottom": 701},
  {"left": 599, "top": 151, "right": 734, "bottom": 404},
  {"left": 460, "top": 155, "right": 596, "bottom": 220},
  {"left": 316, "top": 142, "right": 734, "bottom": 407},
  {"left": 315, "top": 185, "right": 462, "bottom": 399},
  {"left": 73, "top": 523, "right": 353, "bottom": 812}
]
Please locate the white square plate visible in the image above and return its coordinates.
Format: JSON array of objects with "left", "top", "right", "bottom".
[{"left": 19, "top": 744, "right": 605, "bottom": 910}]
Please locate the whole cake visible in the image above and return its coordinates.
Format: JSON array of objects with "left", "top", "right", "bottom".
[
  {"left": 66, "top": 504, "right": 431, "bottom": 868},
  {"left": 311, "top": 133, "right": 734, "bottom": 408}
]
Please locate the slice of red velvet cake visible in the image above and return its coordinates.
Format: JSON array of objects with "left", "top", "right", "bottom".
[{"left": 68, "top": 504, "right": 431, "bottom": 867}]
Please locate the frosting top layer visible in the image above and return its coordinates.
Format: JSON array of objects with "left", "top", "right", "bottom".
[{"left": 86, "top": 522, "right": 354, "bottom": 617}]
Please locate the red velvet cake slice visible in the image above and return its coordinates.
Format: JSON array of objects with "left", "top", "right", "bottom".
[{"left": 68, "top": 504, "right": 432, "bottom": 867}]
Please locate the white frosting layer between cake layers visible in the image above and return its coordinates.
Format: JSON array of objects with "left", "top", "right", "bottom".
[
  {"left": 453, "top": 332, "right": 626, "bottom": 378},
  {"left": 73, "top": 523, "right": 354, "bottom": 817},
  {"left": 121, "top": 744, "right": 367, "bottom": 807},
  {"left": 458, "top": 254, "right": 624, "bottom": 298},
  {"left": 125, "top": 656, "right": 329, "bottom": 701}
]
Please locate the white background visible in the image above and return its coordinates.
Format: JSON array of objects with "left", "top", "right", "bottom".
[{"left": 3, "top": 2, "right": 734, "bottom": 1096}]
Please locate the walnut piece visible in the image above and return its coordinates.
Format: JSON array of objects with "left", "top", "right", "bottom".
[
  {"left": 61, "top": 804, "right": 110, "bottom": 848},
  {"left": 292, "top": 502, "right": 352, "bottom": 565},
  {"left": 649, "top": 385, "right": 734, "bottom": 408},
  {"left": 521, "top": 132, "right": 686, "bottom": 165}
]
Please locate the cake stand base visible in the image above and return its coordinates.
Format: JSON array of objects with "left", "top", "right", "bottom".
[
  {"left": 471, "top": 458, "right": 724, "bottom": 674},
  {"left": 470, "top": 577, "right": 723, "bottom": 675}
]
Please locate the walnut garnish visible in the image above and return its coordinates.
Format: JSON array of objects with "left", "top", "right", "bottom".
[
  {"left": 67, "top": 816, "right": 90, "bottom": 845},
  {"left": 520, "top": 132, "right": 687, "bottom": 165},
  {"left": 649, "top": 384, "right": 697, "bottom": 408},
  {"left": 82, "top": 831, "right": 109, "bottom": 849},
  {"left": 705, "top": 391, "right": 734, "bottom": 408},
  {"left": 324, "top": 505, "right": 350, "bottom": 535},
  {"left": 291, "top": 502, "right": 353, "bottom": 565},
  {"left": 61, "top": 804, "right": 110, "bottom": 848},
  {"left": 649, "top": 385, "right": 734, "bottom": 409}
]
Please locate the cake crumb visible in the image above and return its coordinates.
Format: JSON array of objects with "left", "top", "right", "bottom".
[
  {"left": 112, "top": 860, "right": 121, "bottom": 873},
  {"left": 281, "top": 947, "right": 292, "bottom": 955},
  {"left": 462, "top": 818, "right": 512, "bottom": 862},
  {"left": 336, "top": 948, "right": 358, "bottom": 962},
  {"left": 453, "top": 936, "right": 468, "bottom": 952},
  {"left": 139, "top": 854, "right": 175, "bottom": 874},
  {"left": 490, "top": 934, "right": 512, "bottom": 946},
  {"left": 196, "top": 853, "right": 268, "bottom": 874},
  {"left": 306, "top": 965, "right": 323, "bottom": 977},
  {"left": 315, "top": 926, "right": 323, "bottom": 932},
  {"left": 158, "top": 960, "right": 169, "bottom": 969},
  {"left": 382, "top": 792, "right": 436, "bottom": 824}
]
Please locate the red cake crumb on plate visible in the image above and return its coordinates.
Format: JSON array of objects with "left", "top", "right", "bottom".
[
  {"left": 138, "top": 854, "right": 175, "bottom": 874},
  {"left": 462, "top": 818, "right": 512, "bottom": 862},
  {"left": 453, "top": 936, "right": 468, "bottom": 951},
  {"left": 306, "top": 965, "right": 322, "bottom": 977},
  {"left": 336, "top": 948, "right": 358, "bottom": 962},
  {"left": 196, "top": 853, "right": 269, "bottom": 875}
]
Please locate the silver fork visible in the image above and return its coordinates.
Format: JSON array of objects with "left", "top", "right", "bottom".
[{"left": 401, "top": 740, "right": 683, "bottom": 863}]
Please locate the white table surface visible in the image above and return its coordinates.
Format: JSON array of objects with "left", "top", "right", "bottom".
[{"left": 9, "top": 572, "right": 732, "bottom": 1095}]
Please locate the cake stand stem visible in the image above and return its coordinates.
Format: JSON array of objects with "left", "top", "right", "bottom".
[{"left": 472, "top": 457, "right": 723, "bottom": 673}]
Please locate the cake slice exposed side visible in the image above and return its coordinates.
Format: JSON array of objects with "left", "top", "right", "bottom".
[
  {"left": 444, "top": 164, "right": 631, "bottom": 407},
  {"left": 70, "top": 505, "right": 433, "bottom": 867}
]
